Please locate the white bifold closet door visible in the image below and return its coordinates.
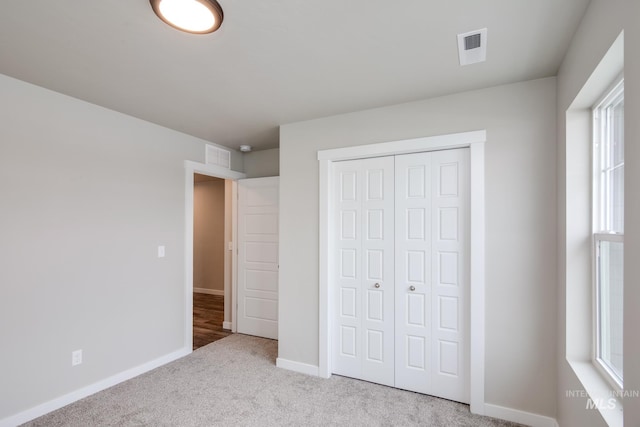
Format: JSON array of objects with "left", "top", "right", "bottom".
[
  {"left": 332, "top": 148, "right": 469, "bottom": 404},
  {"left": 394, "top": 149, "right": 469, "bottom": 403},
  {"left": 333, "top": 156, "right": 396, "bottom": 387}
]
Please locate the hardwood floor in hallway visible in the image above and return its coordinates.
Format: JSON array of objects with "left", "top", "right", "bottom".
[{"left": 193, "top": 293, "right": 232, "bottom": 350}]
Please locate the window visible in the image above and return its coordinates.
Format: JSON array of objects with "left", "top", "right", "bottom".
[{"left": 593, "top": 77, "right": 624, "bottom": 388}]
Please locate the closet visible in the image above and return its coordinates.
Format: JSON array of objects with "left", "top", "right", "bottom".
[{"left": 332, "top": 148, "right": 469, "bottom": 403}]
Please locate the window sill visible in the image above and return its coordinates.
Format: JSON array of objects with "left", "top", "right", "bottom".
[{"left": 568, "top": 360, "right": 623, "bottom": 427}]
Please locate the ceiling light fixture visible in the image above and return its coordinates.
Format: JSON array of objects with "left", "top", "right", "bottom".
[
  {"left": 239, "top": 145, "right": 252, "bottom": 152},
  {"left": 150, "top": 0, "right": 223, "bottom": 34}
]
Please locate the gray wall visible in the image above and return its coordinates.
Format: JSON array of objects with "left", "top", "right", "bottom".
[
  {"left": 279, "top": 77, "right": 557, "bottom": 417},
  {"left": 555, "top": 0, "right": 640, "bottom": 425},
  {"left": 242, "top": 148, "right": 280, "bottom": 178},
  {"left": 0, "top": 73, "right": 241, "bottom": 419},
  {"left": 625, "top": 3, "right": 640, "bottom": 426}
]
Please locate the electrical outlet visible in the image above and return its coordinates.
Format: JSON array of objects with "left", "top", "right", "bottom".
[
  {"left": 158, "top": 245, "right": 165, "bottom": 258},
  {"left": 71, "top": 349, "right": 82, "bottom": 366}
]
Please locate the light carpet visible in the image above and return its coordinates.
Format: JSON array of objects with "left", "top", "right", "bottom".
[{"left": 23, "top": 334, "right": 523, "bottom": 426}]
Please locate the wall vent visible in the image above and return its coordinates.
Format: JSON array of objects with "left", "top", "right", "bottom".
[
  {"left": 457, "top": 28, "right": 487, "bottom": 66},
  {"left": 206, "top": 144, "right": 231, "bottom": 169}
]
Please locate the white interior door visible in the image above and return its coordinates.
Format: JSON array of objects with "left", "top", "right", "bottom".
[
  {"left": 394, "top": 149, "right": 469, "bottom": 403},
  {"left": 331, "top": 148, "right": 469, "bottom": 403},
  {"left": 237, "top": 177, "right": 279, "bottom": 339},
  {"left": 332, "top": 157, "right": 395, "bottom": 386}
]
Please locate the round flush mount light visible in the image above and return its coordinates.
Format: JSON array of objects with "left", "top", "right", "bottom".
[
  {"left": 150, "top": 0, "right": 223, "bottom": 34},
  {"left": 239, "top": 145, "right": 252, "bottom": 152}
]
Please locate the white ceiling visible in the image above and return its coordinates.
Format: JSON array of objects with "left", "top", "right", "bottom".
[{"left": 0, "top": 0, "right": 590, "bottom": 151}]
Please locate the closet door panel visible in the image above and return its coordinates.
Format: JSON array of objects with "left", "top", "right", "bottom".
[
  {"left": 430, "top": 148, "right": 469, "bottom": 403},
  {"left": 333, "top": 161, "right": 363, "bottom": 378},
  {"left": 395, "top": 148, "right": 469, "bottom": 403},
  {"left": 394, "top": 152, "right": 432, "bottom": 394},
  {"left": 361, "top": 157, "right": 395, "bottom": 386},
  {"left": 332, "top": 157, "right": 395, "bottom": 386}
]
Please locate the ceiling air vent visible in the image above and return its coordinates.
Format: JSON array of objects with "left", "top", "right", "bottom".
[
  {"left": 457, "top": 28, "right": 487, "bottom": 66},
  {"left": 464, "top": 33, "right": 481, "bottom": 50},
  {"left": 206, "top": 144, "right": 231, "bottom": 169}
]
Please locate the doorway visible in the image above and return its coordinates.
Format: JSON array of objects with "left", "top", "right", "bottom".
[
  {"left": 192, "top": 174, "right": 232, "bottom": 349},
  {"left": 184, "top": 160, "right": 246, "bottom": 352},
  {"left": 331, "top": 149, "right": 469, "bottom": 402},
  {"left": 317, "top": 131, "right": 487, "bottom": 414}
]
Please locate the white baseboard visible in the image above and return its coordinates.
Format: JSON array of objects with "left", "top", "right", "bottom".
[
  {"left": 222, "top": 321, "right": 232, "bottom": 330},
  {"left": 484, "top": 403, "right": 558, "bottom": 427},
  {"left": 0, "top": 347, "right": 191, "bottom": 427},
  {"left": 276, "top": 357, "right": 319, "bottom": 377},
  {"left": 193, "top": 287, "right": 224, "bottom": 296}
]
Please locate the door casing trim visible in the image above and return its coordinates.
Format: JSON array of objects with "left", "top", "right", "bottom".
[{"left": 317, "top": 130, "right": 486, "bottom": 414}]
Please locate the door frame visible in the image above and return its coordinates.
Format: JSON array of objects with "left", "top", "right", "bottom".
[
  {"left": 317, "top": 130, "right": 486, "bottom": 414},
  {"left": 184, "top": 160, "right": 246, "bottom": 351}
]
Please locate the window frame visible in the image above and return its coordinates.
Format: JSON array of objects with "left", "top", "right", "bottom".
[{"left": 591, "top": 75, "right": 624, "bottom": 391}]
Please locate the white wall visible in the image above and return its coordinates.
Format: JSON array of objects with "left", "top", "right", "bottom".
[
  {"left": 193, "top": 178, "right": 225, "bottom": 293},
  {"left": 242, "top": 148, "right": 280, "bottom": 178},
  {"left": 279, "top": 77, "right": 558, "bottom": 418},
  {"left": 555, "top": 0, "right": 640, "bottom": 425},
  {"left": 0, "top": 73, "right": 241, "bottom": 421},
  {"left": 624, "top": 1, "right": 640, "bottom": 425}
]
